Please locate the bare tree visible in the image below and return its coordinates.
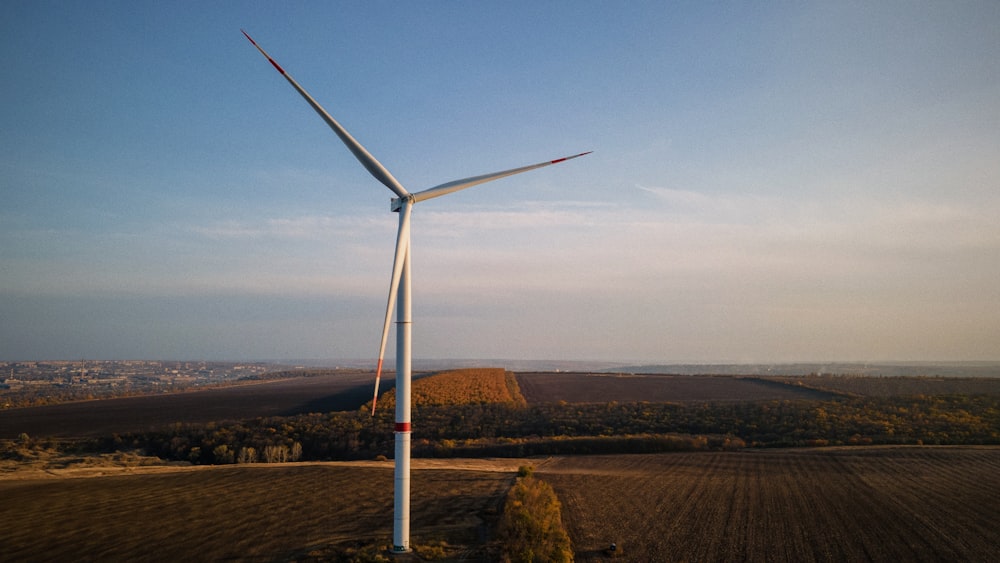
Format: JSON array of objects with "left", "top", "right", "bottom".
[
  {"left": 238, "top": 446, "right": 257, "bottom": 464},
  {"left": 263, "top": 445, "right": 289, "bottom": 463}
]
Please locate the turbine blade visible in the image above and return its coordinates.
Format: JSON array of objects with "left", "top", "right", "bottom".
[
  {"left": 241, "top": 30, "right": 410, "bottom": 199},
  {"left": 371, "top": 200, "right": 412, "bottom": 415},
  {"left": 411, "top": 151, "right": 592, "bottom": 204}
]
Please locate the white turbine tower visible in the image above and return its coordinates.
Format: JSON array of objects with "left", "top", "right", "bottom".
[{"left": 242, "top": 31, "right": 589, "bottom": 553}]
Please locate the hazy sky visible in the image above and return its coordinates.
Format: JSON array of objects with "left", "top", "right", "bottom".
[{"left": 2, "top": 2, "right": 998, "bottom": 363}]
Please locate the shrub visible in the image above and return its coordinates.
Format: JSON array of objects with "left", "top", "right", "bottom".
[
  {"left": 413, "top": 540, "right": 450, "bottom": 560},
  {"left": 498, "top": 476, "right": 573, "bottom": 562}
]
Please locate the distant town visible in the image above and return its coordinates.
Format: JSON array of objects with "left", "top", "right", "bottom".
[{"left": 1, "top": 360, "right": 289, "bottom": 408}]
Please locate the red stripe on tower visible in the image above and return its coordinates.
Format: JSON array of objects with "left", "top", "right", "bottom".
[{"left": 395, "top": 422, "right": 411, "bottom": 432}]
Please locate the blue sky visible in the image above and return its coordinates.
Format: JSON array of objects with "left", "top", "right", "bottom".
[{"left": 2, "top": 2, "right": 998, "bottom": 362}]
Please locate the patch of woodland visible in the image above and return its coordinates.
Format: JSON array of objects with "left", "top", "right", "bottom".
[
  {"left": 7, "top": 371, "right": 999, "bottom": 464},
  {"left": 23, "top": 392, "right": 993, "bottom": 465}
]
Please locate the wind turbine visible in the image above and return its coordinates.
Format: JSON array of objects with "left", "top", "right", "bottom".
[{"left": 242, "top": 30, "right": 589, "bottom": 553}]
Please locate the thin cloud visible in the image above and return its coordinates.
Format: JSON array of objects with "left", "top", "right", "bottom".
[{"left": 191, "top": 215, "right": 391, "bottom": 240}]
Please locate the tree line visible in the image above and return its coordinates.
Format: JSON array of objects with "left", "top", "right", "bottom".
[{"left": 75, "top": 393, "right": 1000, "bottom": 464}]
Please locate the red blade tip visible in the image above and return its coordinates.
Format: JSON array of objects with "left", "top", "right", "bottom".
[{"left": 550, "top": 151, "right": 592, "bottom": 165}]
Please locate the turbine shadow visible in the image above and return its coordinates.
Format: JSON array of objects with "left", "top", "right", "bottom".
[
  {"left": 276, "top": 382, "right": 393, "bottom": 416},
  {"left": 275, "top": 372, "right": 436, "bottom": 416}
]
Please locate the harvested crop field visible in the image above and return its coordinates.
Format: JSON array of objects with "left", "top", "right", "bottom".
[
  {"left": 3, "top": 448, "right": 997, "bottom": 561},
  {"left": 516, "top": 372, "right": 835, "bottom": 404},
  {"left": 538, "top": 446, "right": 1000, "bottom": 562},
  {"left": 0, "top": 461, "right": 515, "bottom": 561},
  {"left": 768, "top": 374, "right": 1000, "bottom": 397},
  {"left": 0, "top": 372, "right": 397, "bottom": 439}
]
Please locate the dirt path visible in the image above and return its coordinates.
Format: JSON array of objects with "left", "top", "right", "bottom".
[{"left": 0, "top": 454, "right": 547, "bottom": 481}]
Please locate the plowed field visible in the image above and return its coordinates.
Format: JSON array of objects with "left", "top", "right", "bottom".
[
  {"left": 516, "top": 372, "right": 834, "bottom": 404},
  {"left": 769, "top": 374, "right": 1000, "bottom": 397},
  {"left": 0, "top": 372, "right": 390, "bottom": 439},
  {"left": 539, "top": 446, "right": 1000, "bottom": 562},
  {"left": 0, "top": 462, "right": 514, "bottom": 561},
  {"left": 3, "top": 448, "right": 997, "bottom": 561}
]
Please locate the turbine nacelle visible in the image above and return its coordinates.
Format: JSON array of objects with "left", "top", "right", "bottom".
[{"left": 390, "top": 196, "right": 410, "bottom": 213}]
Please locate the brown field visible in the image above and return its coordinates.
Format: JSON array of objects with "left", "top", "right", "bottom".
[
  {"left": 5, "top": 370, "right": 1000, "bottom": 560},
  {"left": 7, "top": 371, "right": 999, "bottom": 441},
  {"left": 0, "top": 372, "right": 393, "bottom": 439},
  {"left": 767, "top": 374, "right": 1000, "bottom": 397},
  {"left": 3, "top": 448, "right": 997, "bottom": 561},
  {"left": 540, "top": 447, "right": 1000, "bottom": 562},
  {"left": 0, "top": 459, "right": 519, "bottom": 562},
  {"left": 516, "top": 372, "right": 836, "bottom": 404}
]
